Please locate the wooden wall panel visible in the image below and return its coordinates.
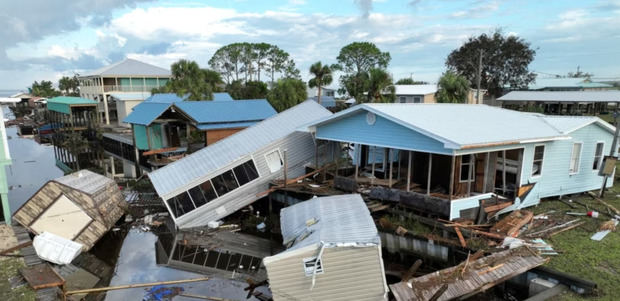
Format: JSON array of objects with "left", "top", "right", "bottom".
[{"left": 205, "top": 128, "right": 244, "bottom": 145}]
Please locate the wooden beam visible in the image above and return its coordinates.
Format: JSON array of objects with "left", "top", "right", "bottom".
[
  {"left": 502, "top": 150, "right": 507, "bottom": 194},
  {"left": 407, "top": 151, "right": 412, "bottom": 192},
  {"left": 354, "top": 145, "right": 359, "bottom": 181},
  {"left": 429, "top": 284, "right": 449, "bottom": 301},
  {"left": 371, "top": 146, "right": 375, "bottom": 185},
  {"left": 467, "top": 153, "right": 474, "bottom": 197},
  {"left": 426, "top": 153, "right": 432, "bottom": 195},
  {"left": 455, "top": 227, "right": 467, "bottom": 248},
  {"left": 283, "top": 149, "right": 288, "bottom": 187},
  {"left": 65, "top": 278, "right": 210, "bottom": 295},
  {"left": 402, "top": 259, "right": 423, "bottom": 282},
  {"left": 482, "top": 152, "right": 490, "bottom": 193},
  {"left": 448, "top": 155, "right": 455, "bottom": 200}
]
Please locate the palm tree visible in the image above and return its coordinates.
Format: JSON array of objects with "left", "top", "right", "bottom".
[
  {"left": 308, "top": 62, "right": 333, "bottom": 104},
  {"left": 367, "top": 68, "right": 395, "bottom": 103},
  {"left": 436, "top": 71, "right": 470, "bottom": 103}
]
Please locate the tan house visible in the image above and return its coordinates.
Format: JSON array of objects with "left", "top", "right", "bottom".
[
  {"left": 78, "top": 58, "right": 171, "bottom": 125},
  {"left": 393, "top": 84, "right": 437, "bottom": 103},
  {"left": 263, "top": 194, "right": 388, "bottom": 301},
  {"left": 13, "top": 170, "right": 126, "bottom": 251}
]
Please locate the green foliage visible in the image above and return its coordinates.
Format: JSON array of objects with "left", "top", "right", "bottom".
[
  {"left": 395, "top": 78, "right": 428, "bottom": 85},
  {"left": 335, "top": 42, "right": 392, "bottom": 102},
  {"left": 308, "top": 61, "right": 333, "bottom": 104},
  {"left": 202, "top": 69, "right": 224, "bottom": 92},
  {"left": 226, "top": 80, "right": 268, "bottom": 100},
  {"left": 0, "top": 256, "right": 36, "bottom": 300},
  {"left": 446, "top": 29, "right": 536, "bottom": 97},
  {"left": 436, "top": 71, "right": 470, "bottom": 103},
  {"left": 29, "top": 80, "right": 61, "bottom": 98},
  {"left": 366, "top": 68, "right": 395, "bottom": 103},
  {"left": 267, "top": 78, "right": 307, "bottom": 112},
  {"left": 58, "top": 75, "right": 80, "bottom": 96},
  {"left": 152, "top": 59, "right": 213, "bottom": 100},
  {"left": 62, "top": 131, "right": 89, "bottom": 170}
]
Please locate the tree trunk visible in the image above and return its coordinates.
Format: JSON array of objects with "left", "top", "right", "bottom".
[{"left": 317, "top": 85, "right": 322, "bottom": 104}]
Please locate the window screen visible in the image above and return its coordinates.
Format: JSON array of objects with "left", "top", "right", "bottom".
[
  {"left": 166, "top": 192, "right": 195, "bottom": 218},
  {"left": 212, "top": 170, "right": 239, "bottom": 196}
]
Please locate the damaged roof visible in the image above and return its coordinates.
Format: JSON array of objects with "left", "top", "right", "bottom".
[
  {"left": 148, "top": 100, "right": 333, "bottom": 199},
  {"left": 279, "top": 194, "right": 380, "bottom": 252},
  {"left": 54, "top": 169, "right": 115, "bottom": 195}
]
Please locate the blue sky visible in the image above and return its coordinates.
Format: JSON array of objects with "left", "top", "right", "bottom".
[{"left": 1, "top": 0, "right": 619, "bottom": 90}]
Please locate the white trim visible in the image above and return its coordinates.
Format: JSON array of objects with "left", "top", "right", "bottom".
[
  {"left": 569, "top": 142, "right": 583, "bottom": 175},
  {"left": 458, "top": 154, "right": 475, "bottom": 183},
  {"left": 316, "top": 136, "right": 454, "bottom": 156},
  {"left": 264, "top": 148, "right": 283, "bottom": 173},
  {"left": 531, "top": 144, "right": 545, "bottom": 178},
  {"left": 593, "top": 141, "right": 605, "bottom": 172}
]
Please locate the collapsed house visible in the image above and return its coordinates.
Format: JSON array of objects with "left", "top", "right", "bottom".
[
  {"left": 13, "top": 170, "right": 126, "bottom": 251},
  {"left": 307, "top": 103, "right": 616, "bottom": 220},
  {"left": 148, "top": 100, "right": 333, "bottom": 229},
  {"left": 263, "top": 194, "right": 388, "bottom": 301}
]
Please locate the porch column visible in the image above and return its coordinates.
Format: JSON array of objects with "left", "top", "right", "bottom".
[
  {"left": 502, "top": 150, "right": 507, "bottom": 194},
  {"left": 407, "top": 151, "right": 412, "bottom": 192},
  {"left": 110, "top": 156, "right": 116, "bottom": 178},
  {"left": 467, "top": 154, "right": 474, "bottom": 197},
  {"left": 388, "top": 148, "right": 393, "bottom": 188},
  {"left": 426, "top": 153, "right": 432, "bottom": 195},
  {"left": 371, "top": 146, "right": 376, "bottom": 184},
  {"left": 397, "top": 150, "right": 401, "bottom": 180},
  {"left": 482, "top": 152, "right": 490, "bottom": 193},
  {"left": 354, "top": 144, "right": 359, "bottom": 181},
  {"left": 448, "top": 155, "right": 455, "bottom": 200}
]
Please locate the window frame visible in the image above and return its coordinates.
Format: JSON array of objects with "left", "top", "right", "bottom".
[
  {"left": 459, "top": 154, "right": 475, "bottom": 183},
  {"left": 593, "top": 141, "right": 605, "bottom": 171},
  {"left": 569, "top": 142, "right": 583, "bottom": 175},
  {"left": 232, "top": 159, "right": 260, "bottom": 187},
  {"left": 399, "top": 96, "right": 406, "bottom": 103},
  {"left": 264, "top": 149, "right": 284, "bottom": 173},
  {"left": 303, "top": 256, "right": 324, "bottom": 276},
  {"left": 531, "top": 144, "right": 545, "bottom": 178}
]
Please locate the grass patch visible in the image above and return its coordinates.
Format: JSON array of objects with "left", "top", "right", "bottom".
[
  {"left": 530, "top": 185, "right": 620, "bottom": 300},
  {"left": 0, "top": 257, "right": 36, "bottom": 301}
]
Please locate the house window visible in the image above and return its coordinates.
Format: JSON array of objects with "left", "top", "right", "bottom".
[
  {"left": 166, "top": 192, "right": 195, "bottom": 218},
  {"left": 265, "top": 150, "right": 283, "bottom": 173},
  {"left": 459, "top": 154, "right": 474, "bottom": 182},
  {"left": 211, "top": 170, "right": 239, "bottom": 196},
  {"left": 303, "top": 257, "right": 324, "bottom": 276},
  {"left": 569, "top": 143, "right": 582, "bottom": 174},
  {"left": 399, "top": 96, "right": 406, "bottom": 103},
  {"left": 413, "top": 96, "right": 422, "bottom": 103},
  {"left": 532, "top": 145, "right": 544, "bottom": 177},
  {"left": 593, "top": 142, "right": 604, "bottom": 170},
  {"left": 233, "top": 160, "right": 259, "bottom": 186}
]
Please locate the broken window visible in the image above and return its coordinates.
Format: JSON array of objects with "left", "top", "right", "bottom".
[
  {"left": 459, "top": 154, "right": 474, "bottom": 182},
  {"left": 303, "top": 256, "right": 324, "bottom": 276},
  {"left": 569, "top": 143, "right": 582, "bottom": 174},
  {"left": 593, "top": 142, "right": 604, "bottom": 170},
  {"left": 265, "top": 150, "right": 283, "bottom": 173},
  {"left": 532, "top": 145, "right": 544, "bottom": 177},
  {"left": 233, "top": 160, "right": 259, "bottom": 186},
  {"left": 166, "top": 192, "right": 195, "bottom": 218}
]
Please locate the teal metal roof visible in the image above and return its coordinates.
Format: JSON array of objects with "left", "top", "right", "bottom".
[
  {"left": 175, "top": 99, "right": 276, "bottom": 124},
  {"left": 48, "top": 96, "right": 97, "bottom": 105}
]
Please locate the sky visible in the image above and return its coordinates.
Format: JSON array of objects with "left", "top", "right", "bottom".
[{"left": 1, "top": 0, "right": 619, "bottom": 90}]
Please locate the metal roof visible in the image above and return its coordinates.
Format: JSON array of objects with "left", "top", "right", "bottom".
[
  {"left": 527, "top": 77, "right": 613, "bottom": 90},
  {"left": 394, "top": 84, "right": 437, "bottom": 95},
  {"left": 54, "top": 169, "right": 115, "bottom": 196},
  {"left": 148, "top": 100, "right": 332, "bottom": 198},
  {"left": 213, "top": 92, "right": 234, "bottom": 101},
  {"left": 82, "top": 58, "right": 171, "bottom": 77},
  {"left": 196, "top": 121, "right": 258, "bottom": 130},
  {"left": 122, "top": 102, "right": 171, "bottom": 126},
  {"left": 109, "top": 92, "right": 151, "bottom": 101},
  {"left": 540, "top": 115, "right": 614, "bottom": 134},
  {"left": 47, "top": 96, "right": 97, "bottom": 105},
  {"left": 144, "top": 93, "right": 186, "bottom": 103},
  {"left": 279, "top": 194, "right": 380, "bottom": 252},
  {"left": 499, "top": 91, "right": 620, "bottom": 103},
  {"left": 310, "top": 96, "right": 337, "bottom": 108},
  {"left": 310, "top": 104, "right": 574, "bottom": 149},
  {"left": 175, "top": 99, "right": 277, "bottom": 124}
]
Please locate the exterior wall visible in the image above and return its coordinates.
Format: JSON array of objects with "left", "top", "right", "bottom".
[
  {"left": 134, "top": 125, "right": 149, "bottom": 150},
  {"left": 316, "top": 111, "right": 450, "bottom": 154},
  {"left": 171, "top": 131, "right": 321, "bottom": 228},
  {"left": 423, "top": 93, "right": 436, "bottom": 103},
  {"left": 116, "top": 99, "right": 142, "bottom": 128},
  {"left": 0, "top": 105, "right": 11, "bottom": 223},
  {"left": 265, "top": 245, "right": 387, "bottom": 301},
  {"left": 206, "top": 128, "right": 244, "bottom": 145}
]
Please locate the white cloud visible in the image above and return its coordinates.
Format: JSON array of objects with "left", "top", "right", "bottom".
[{"left": 545, "top": 9, "right": 588, "bottom": 30}]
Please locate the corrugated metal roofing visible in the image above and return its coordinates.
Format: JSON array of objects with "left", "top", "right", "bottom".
[
  {"left": 213, "top": 92, "right": 234, "bottom": 101},
  {"left": 144, "top": 93, "right": 186, "bottom": 103},
  {"left": 54, "top": 170, "right": 115, "bottom": 196},
  {"left": 540, "top": 115, "right": 613, "bottom": 134},
  {"left": 109, "top": 92, "right": 151, "bottom": 101},
  {"left": 499, "top": 91, "right": 620, "bottom": 103},
  {"left": 175, "top": 100, "right": 276, "bottom": 124},
  {"left": 527, "top": 77, "right": 613, "bottom": 90},
  {"left": 102, "top": 132, "right": 134, "bottom": 145},
  {"left": 196, "top": 121, "right": 258, "bottom": 130},
  {"left": 123, "top": 102, "right": 171, "bottom": 125},
  {"left": 47, "top": 96, "right": 97, "bottom": 105},
  {"left": 280, "top": 194, "right": 380, "bottom": 252},
  {"left": 394, "top": 84, "right": 438, "bottom": 95},
  {"left": 148, "top": 100, "right": 332, "bottom": 198},
  {"left": 311, "top": 104, "right": 570, "bottom": 149},
  {"left": 82, "top": 58, "right": 171, "bottom": 77}
]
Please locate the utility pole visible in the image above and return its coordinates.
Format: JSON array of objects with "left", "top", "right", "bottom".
[
  {"left": 476, "top": 49, "right": 484, "bottom": 104},
  {"left": 599, "top": 111, "right": 620, "bottom": 197}
]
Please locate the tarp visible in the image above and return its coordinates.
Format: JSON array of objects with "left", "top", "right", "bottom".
[{"left": 32, "top": 232, "right": 83, "bottom": 265}]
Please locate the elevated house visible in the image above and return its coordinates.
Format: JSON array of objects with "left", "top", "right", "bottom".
[
  {"left": 78, "top": 58, "right": 171, "bottom": 125},
  {"left": 148, "top": 101, "right": 333, "bottom": 229},
  {"left": 123, "top": 95, "right": 277, "bottom": 170},
  {"left": 307, "top": 103, "right": 616, "bottom": 220},
  {"left": 263, "top": 194, "right": 388, "bottom": 301},
  {"left": 46, "top": 96, "right": 99, "bottom": 172},
  {"left": 13, "top": 170, "right": 126, "bottom": 251},
  {"left": 523, "top": 77, "right": 613, "bottom": 91},
  {"left": 499, "top": 91, "right": 620, "bottom": 115}
]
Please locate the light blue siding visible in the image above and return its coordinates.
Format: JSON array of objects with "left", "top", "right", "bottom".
[
  {"left": 518, "top": 123, "right": 614, "bottom": 208},
  {"left": 316, "top": 111, "right": 450, "bottom": 154}
]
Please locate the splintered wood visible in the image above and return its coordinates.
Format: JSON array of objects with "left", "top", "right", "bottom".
[
  {"left": 490, "top": 210, "right": 533, "bottom": 237},
  {"left": 390, "top": 247, "right": 548, "bottom": 301}
]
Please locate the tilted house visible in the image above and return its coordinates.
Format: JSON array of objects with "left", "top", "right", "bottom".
[
  {"left": 13, "top": 170, "right": 126, "bottom": 251},
  {"left": 263, "top": 194, "right": 388, "bottom": 301},
  {"left": 307, "top": 103, "right": 616, "bottom": 220},
  {"left": 148, "top": 101, "right": 333, "bottom": 229}
]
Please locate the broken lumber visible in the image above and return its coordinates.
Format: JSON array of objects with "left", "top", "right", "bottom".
[
  {"left": 490, "top": 210, "right": 533, "bottom": 237},
  {"left": 559, "top": 199, "right": 577, "bottom": 209},
  {"left": 483, "top": 202, "right": 512, "bottom": 213},
  {"left": 256, "top": 164, "right": 334, "bottom": 197},
  {"left": 64, "top": 277, "right": 210, "bottom": 295},
  {"left": 548, "top": 221, "right": 585, "bottom": 237},
  {"left": 455, "top": 227, "right": 467, "bottom": 248},
  {"left": 526, "top": 219, "right": 580, "bottom": 237},
  {"left": 402, "top": 259, "right": 423, "bottom": 282},
  {"left": 587, "top": 191, "right": 620, "bottom": 215},
  {"left": 0, "top": 241, "right": 32, "bottom": 256},
  {"left": 180, "top": 293, "right": 238, "bottom": 301},
  {"left": 478, "top": 263, "right": 505, "bottom": 275},
  {"left": 428, "top": 284, "right": 449, "bottom": 301}
]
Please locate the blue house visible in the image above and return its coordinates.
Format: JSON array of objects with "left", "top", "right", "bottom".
[{"left": 308, "top": 103, "right": 616, "bottom": 220}]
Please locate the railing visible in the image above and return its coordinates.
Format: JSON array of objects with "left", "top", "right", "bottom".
[{"left": 103, "top": 85, "right": 163, "bottom": 93}]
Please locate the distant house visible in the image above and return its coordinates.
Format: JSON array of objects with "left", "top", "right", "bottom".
[
  {"left": 78, "top": 58, "right": 171, "bottom": 125},
  {"left": 263, "top": 194, "right": 388, "bottom": 301},
  {"left": 499, "top": 91, "right": 620, "bottom": 115},
  {"left": 0, "top": 98, "right": 19, "bottom": 224},
  {"left": 108, "top": 92, "right": 152, "bottom": 128},
  {"left": 523, "top": 77, "right": 613, "bottom": 91},
  {"left": 307, "top": 103, "right": 616, "bottom": 220},
  {"left": 147, "top": 101, "right": 332, "bottom": 229},
  {"left": 307, "top": 86, "right": 336, "bottom": 98},
  {"left": 13, "top": 170, "right": 126, "bottom": 251},
  {"left": 393, "top": 84, "right": 437, "bottom": 103},
  {"left": 309, "top": 96, "right": 337, "bottom": 109}
]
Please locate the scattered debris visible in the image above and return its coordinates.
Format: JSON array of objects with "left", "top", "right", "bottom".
[
  {"left": 20, "top": 263, "right": 65, "bottom": 290},
  {"left": 144, "top": 285, "right": 185, "bottom": 301},
  {"left": 64, "top": 277, "right": 210, "bottom": 296},
  {"left": 591, "top": 219, "right": 619, "bottom": 241},
  {"left": 490, "top": 210, "right": 533, "bottom": 237},
  {"left": 32, "top": 232, "right": 83, "bottom": 265}
]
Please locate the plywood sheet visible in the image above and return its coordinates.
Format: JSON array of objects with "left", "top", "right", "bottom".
[{"left": 30, "top": 194, "right": 92, "bottom": 240}]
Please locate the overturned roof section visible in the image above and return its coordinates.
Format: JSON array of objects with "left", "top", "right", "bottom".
[
  {"left": 278, "top": 194, "right": 380, "bottom": 253},
  {"left": 213, "top": 92, "right": 234, "bottom": 101},
  {"left": 394, "top": 84, "right": 438, "bottom": 95},
  {"left": 148, "top": 100, "right": 332, "bottom": 198},
  {"left": 499, "top": 91, "right": 620, "bottom": 103},
  {"left": 82, "top": 58, "right": 171, "bottom": 77},
  {"left": 54, "top": 169, "right": 115, "bottom": 195}
]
